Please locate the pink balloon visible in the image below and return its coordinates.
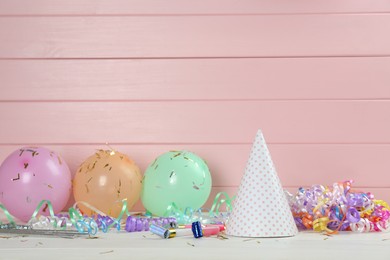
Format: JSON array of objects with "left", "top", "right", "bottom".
[{"left": 0, "top": 147, "right": 71, "bottom": 222}]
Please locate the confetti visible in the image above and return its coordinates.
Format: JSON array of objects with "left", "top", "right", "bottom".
[
  {"left": 45, "top": 184, "right": 53, "bottom": 189},
  {"left": 184, "top": 156, "right": 194, "bottom": 163},
  {"left": 99, "top": 250, "right": 114, "bottom": 254},
  {"left": 217, "top": 234, "right": 229, "bottom": 240},
  {"left": 192, "top": 182, "right": 200, "bottom": 190},
  {"left": 12, "top": 173, "right": 20, "bottom": 181}
]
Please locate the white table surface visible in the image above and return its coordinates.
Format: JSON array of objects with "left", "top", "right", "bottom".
[{"left": 0, "top": 230, "right": 389, "bottom": 260}]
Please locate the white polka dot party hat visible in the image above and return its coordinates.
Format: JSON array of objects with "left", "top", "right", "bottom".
[{"left": 225, "top": 130, "right": 298, "bottom": 237}]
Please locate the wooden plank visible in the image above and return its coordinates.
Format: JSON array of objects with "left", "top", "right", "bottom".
[
  {"left": 1, "top": 57, "right": 390, "bottom": 101},
  {"left": 1, "top": 15, "right": 390, "bottom": 58},
  {"left": 1, "top": 143, "right": 390, "bottom": 188},
  {"left": 95, "top": 186, "right": 390, "bottom": 211},
  {"left": 201, "top": 187, "right": 390, "bottom": 214},
  {"left": 1, "top": 101, "right": 389, "bottom": 144},
  {"left": 1, "top": 0, "right": 390, "bottom": 15}
]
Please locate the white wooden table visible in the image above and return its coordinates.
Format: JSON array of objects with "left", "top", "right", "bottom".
[{"left": 0, "top": 230, "right": 389, "bottom": 260}]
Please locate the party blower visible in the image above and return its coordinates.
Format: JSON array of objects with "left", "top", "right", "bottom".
[{"left": 150, "top": 221, "right": 222, "bottom": 239}]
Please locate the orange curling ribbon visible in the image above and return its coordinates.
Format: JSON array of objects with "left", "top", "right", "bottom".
[{"left": 302, "top": 213, "right": 313, "bottom": 229}]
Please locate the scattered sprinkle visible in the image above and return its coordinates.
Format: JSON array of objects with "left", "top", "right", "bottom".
[
  {"left": 87, "top": 236, "right": 99, "bottom": 239},
  {"left": 192, "top": 182, "right": 200, "bottom": 190},
  {"left": 24, "top": 163, "right": 29, "bottom": 169},
  {"left": 12, "top": 173, "right": 20, "bottom": 181},
  {"left": 217, "top": 234, "right": 228, "bottom": 240},
  {"left": 187, "top": 242, "right": 195, "bottom": 247},
  {"left": 99, "top": 250, "right": 114, "bottom": 254}
]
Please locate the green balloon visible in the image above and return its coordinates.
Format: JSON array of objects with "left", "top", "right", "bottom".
[{"left": 141, "top": 150, "right": 212, "bottom": 216}]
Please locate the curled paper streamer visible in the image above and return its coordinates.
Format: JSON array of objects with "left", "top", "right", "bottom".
[
  {"left": 125, "top": 216, "right": 176, "bottom": 232},
  {"left": 288, "top": 180, "right": 390, "bottom": 234},
  {"left": 163, "top": 192, "right": 235, "bottom": 225}
]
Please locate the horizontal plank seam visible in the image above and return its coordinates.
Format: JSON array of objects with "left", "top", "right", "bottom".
[
  {"left": 1, "top": 142, "right": 390, "bottom": 146},
  {"left": 0, "top": 12, "right": 390, "bottom": 17},
  {"left": 2, "top": 55, "right": 390, "bottom": 60},
  {"left": 1, "top": 99, "right": 390, "bottom": 103}
]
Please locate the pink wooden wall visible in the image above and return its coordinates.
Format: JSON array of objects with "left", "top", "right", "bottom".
[{"left": 1, "top": 0, "right": 390, "bottom": 211}]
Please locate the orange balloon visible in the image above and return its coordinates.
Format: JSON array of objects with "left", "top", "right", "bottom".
[{"left": 73, "top": 150, "right": 142, "bottom": 217}]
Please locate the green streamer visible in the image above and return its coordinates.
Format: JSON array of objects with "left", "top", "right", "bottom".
[
  {"left": 209, "top": 192, "right": 235, "bottom": 217},
  {"left": 0, "top": 204, "right": 15, "bottom": 226},
  {"left": 30, "top": 200, "right": 55, "bottom": 219}
]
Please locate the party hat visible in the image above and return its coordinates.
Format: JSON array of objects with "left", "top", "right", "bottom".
[{"left": 225, "top": 130, "right": 298, "bottom": 237}]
